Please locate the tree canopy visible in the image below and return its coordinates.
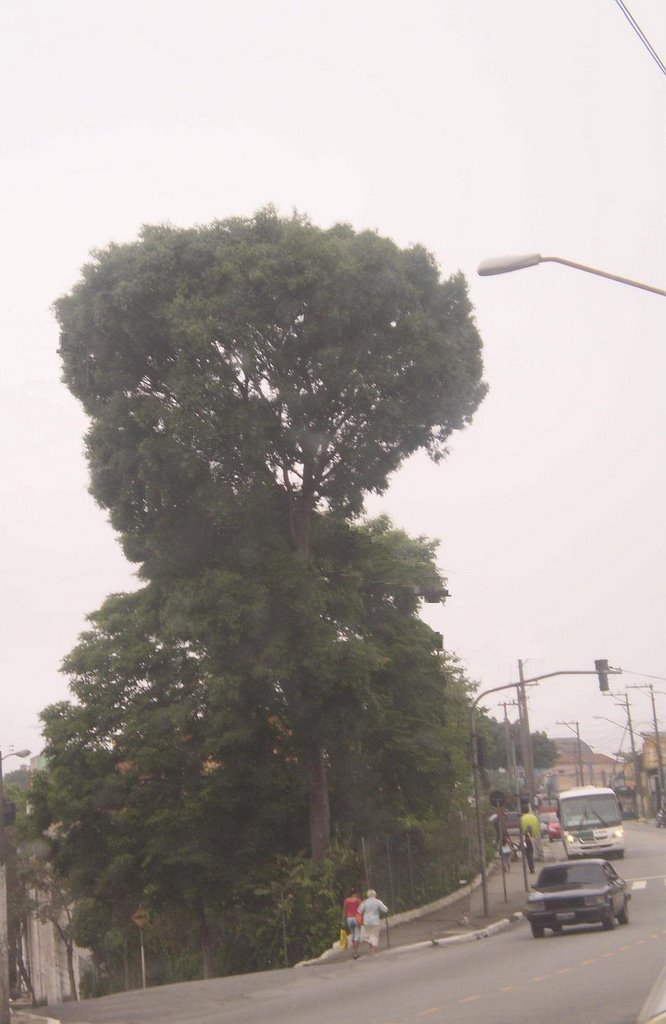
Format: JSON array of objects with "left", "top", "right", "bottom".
[
  {"left": 480, "top": 716, "right": 558, "bottom": 771},
  {"left": 31, "top": 209, "right": 491, "bottom": 983},
  {"left": 55, "top": 210, "right": 487, "bottom": 860},
  {"left": 56, "top": 208, "right": 486, "bottom": 563}
]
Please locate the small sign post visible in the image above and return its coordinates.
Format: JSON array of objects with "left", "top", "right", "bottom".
[{"left": 132, "top": 907, "right": 148, "bottom": 989}]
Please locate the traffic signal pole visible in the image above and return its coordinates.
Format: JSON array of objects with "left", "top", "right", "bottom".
[{"left": 471, "top": 663, "right": 621, "bottom": 916}]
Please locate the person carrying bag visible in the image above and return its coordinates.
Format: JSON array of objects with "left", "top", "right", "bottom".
[{"left": 342, "top": 888, "right": 362, "bottom": 959}]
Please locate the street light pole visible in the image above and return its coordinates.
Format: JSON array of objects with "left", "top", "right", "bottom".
[
  {"left": 471, "top": 681, "right": 527, "bottom": 918},
  {"left": 0, "top": 749, "right": 31, "bottom": 1024},
  {"left": 499, "top": 701, "right": 519, "bottom": 796},
  {"left": 477, "top": 253, "right": 666, "bottom": 297}
]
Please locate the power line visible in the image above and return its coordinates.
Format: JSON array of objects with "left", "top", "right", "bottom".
[
  {"left": 622, "top": 670, "right": 666, "bottom": 683},
  {"left": 613, "top": 0, "right": 666, "bottom": 79}
]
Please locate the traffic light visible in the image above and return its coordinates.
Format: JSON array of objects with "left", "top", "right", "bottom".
[{"left": 595, "top": 658, "right": 609, "bottom": 692}]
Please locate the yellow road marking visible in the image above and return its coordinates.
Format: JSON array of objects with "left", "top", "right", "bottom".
[
  {"left": 500, "top": 985, "right": 517, "bottom": 992},
  {"left": 581, "top": 959, "right": 595, "bottom": 965},
  {"left": 417, "top": 1010, "right": 441, "bottom": 1018},
  {"left": 601, "top": 952, "right": 614, "bottom": 958},
  {"left": 459, "top": 995, "right": 481, "bottom": 1004},
  {"left": 531, "top": 976, "right": 548, "bottom": 983}
]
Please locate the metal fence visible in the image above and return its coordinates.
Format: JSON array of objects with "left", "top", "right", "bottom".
[{"left": 355, "top": 815, "right": 479, "bottom": 912}]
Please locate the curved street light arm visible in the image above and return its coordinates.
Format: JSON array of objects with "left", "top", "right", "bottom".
[
  {"left": 477, "top": 253, "right": 666, "bottom": 297},
  {"left": 540, "top": 256, "right": 666, "bottom": 297}
]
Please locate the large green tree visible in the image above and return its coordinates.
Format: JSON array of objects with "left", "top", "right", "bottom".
[
  {"left": 480, "top": 716, "right": 558, "bottom": 771},
  {"left": 35, "top": 518, "right": 475, "bottom": 978},
  {"left": 56, "top": 209, "right": 486, "bottom": 857}
]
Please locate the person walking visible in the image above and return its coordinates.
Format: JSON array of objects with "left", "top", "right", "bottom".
[
  {"left": 523, "top": 827, "right": 535, "bottom": 874},
  {"left": 359, "top": 888, "right": 389, "bottom": 956},
  {"left": 500, "top": 831, "right": 514, "bottom": 873},
  {"left": 342, "top": 888, "right": 362, "bottom": 959}
]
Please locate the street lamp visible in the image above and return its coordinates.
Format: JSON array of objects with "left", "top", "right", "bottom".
[
  {"left": 0, "top": 749, "right": 31, "bottom": 1024},
  {"left": 477, "top": 253, "right": 666, "bottom": 297}
]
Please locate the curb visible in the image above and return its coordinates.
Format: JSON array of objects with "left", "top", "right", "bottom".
[
  {"left": 11, "top": 1013, "right": 60, "bottom": 1024},
  {"left": 382, "top": 911, "right": 524, "bottom": 956},
  {"left": 296, "top": 871, "right": 491, "bottom": 968},
  {"left": 298, "top": 908, "right": 525, "bottom": 967}
]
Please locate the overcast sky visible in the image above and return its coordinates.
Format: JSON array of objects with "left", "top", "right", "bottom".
[{"left": 3, "top": 0, "right": 665, "bottom": 766}]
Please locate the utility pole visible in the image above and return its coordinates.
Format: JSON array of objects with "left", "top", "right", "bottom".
[
  {"left": 557, "top": 720, "right": 584, "bottom": 785},
  {"left": 518, "top": 660, "right": 537, "bottom": 808},
  {"left": 629, "top": 683, "right": 665, "bottom": 811},
  {"left": 614, "top": 694, "right": 644, "bottom": 817},
  {"left": 499, "top": 701, "right": 520, "bottom": 801}
]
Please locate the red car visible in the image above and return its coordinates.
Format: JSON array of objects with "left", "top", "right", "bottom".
[{"left": 539, "top": 811, "right": 561, "bottom": 841}]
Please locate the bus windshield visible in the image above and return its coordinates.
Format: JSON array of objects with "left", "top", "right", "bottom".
[{"left": 559, "top": 794, "right": 621, "bottom": 829}]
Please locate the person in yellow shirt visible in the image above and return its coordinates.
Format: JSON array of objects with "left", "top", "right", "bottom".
[{"left": 521, "top": 810, "right": 539, "bottom": 839}]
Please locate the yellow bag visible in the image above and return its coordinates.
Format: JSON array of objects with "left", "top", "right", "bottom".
[{"left": 339, "top": 928, "right": 348, "bottom": 949}]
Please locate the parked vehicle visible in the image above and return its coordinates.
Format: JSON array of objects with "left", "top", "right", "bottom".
[
  {"left": 524, "top": 858, "right": 630, "bottom": 938},
  {"left": 558, "top": 786, "right": 625, "bottom": 858},
  {"left": 539, "top": 811, "right": 561, "bottom": 841}
]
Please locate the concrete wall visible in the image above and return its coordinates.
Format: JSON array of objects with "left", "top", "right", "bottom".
[{"left": 22, "top": 896, "right": 91, "bottom": 1006}]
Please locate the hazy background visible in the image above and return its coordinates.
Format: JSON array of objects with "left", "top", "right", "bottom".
[{"left": 3, "top": 0, "right": 665, "bottom": 764}]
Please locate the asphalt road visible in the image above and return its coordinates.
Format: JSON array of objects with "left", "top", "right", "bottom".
[{"left": 37, "top": 821, "right": 666, "bottom": 1024}]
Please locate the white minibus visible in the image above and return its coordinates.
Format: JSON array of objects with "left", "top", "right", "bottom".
[{"left": 558, "top": 786, "right": 625, "bottom": 859}]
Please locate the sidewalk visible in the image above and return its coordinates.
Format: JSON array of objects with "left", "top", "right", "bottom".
[{"left": 305, "top": 839, "right": 561, "bottom": 965}]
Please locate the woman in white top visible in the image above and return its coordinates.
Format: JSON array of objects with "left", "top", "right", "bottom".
[{"left": 359, "top": 889, "right": 389, "bottom": 955}]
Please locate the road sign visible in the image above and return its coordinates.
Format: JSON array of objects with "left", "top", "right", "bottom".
[{"left": 132, "top": 907, "right": 148, "bottom": 929}]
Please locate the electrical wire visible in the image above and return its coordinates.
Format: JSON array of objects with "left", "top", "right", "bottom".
[
  {"left": 613, "top": 0, "right": 666, "bottom": 79},
  {"left": 622, "top": 670, "right": 666, "bottom": 683}
]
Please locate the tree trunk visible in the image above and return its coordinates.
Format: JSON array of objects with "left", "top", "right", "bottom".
[
  {"left": 15, "top": 921, "right": 34, "bottom": 1005},
  {"left": 65, "top": 941, "right": 78, "bottom": 1001},
  {"left": 289, "top": 492, "right": 312, "bottom": 559},
  {"left": 307, "top": 747, "right": 330, "bottom": 861},
  {"left": 289, "top": 483, "right": 332, "bottom": 859},
  {"left": 55, "top": 924, "right": 78, "bottom": 1002}
]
